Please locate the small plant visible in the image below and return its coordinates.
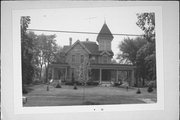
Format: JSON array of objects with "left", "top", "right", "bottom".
[
  {"left": 136, "top": 88, "right": 141, "bottom": 94},
  {"left": 147, "top": 81, "right": 154, "bottom": 93},
  {"left": 56, "top": 83, "right": 61, "bottom": 88},
  {"left": 23, "top": 87, "right": 28, "bottom": 94},
  {"left": 147, "top": 86, "right": 153, "bottom": 93},
  {"left": 73, "top": 83, "right": 78, "bottom": 90}
]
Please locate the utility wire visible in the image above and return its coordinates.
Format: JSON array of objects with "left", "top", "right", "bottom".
[{"left": 27, "top": 29, "right": 144, "bottom": 37}]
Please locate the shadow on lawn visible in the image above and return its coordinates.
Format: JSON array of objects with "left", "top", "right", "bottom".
[{"left": 83, "top": 101, "right": 100, "bottom": 105}]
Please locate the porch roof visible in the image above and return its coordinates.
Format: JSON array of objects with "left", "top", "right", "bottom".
[{"left": 90, "top": 63, "right": 136, "bottom": 70}]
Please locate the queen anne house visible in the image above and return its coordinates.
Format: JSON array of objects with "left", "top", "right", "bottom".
[{"left": 49, "top": 22, "right": 136, "bottom": 86}]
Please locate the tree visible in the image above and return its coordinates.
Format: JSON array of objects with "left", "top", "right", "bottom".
[
  {"left": 53, "top": 45, "right": 66, "bottom": 64},
  {"left": 136, "top": 13, "right": 155, "bottom": 43},
  {"left": 43, "top": 35, "right": 57, "bottom": 83},
  {"left": 31, "top": 34, "right": 58, "bottom": 83},
  {"left": 21, "top": 16, "right": 34, "bottom": 85},
  {"left": 26, "top": 31, "right": 39, "bottom": 81},
  {"left": 117, "top": 37, "right": 147, "bottom": 65},
  {"left": 136, "top": 12, "right": 156, "bottom": 86}
]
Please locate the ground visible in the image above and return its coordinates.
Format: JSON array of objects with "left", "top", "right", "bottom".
[{"left": 23, "top": 84, "right": 157, "bottom": 107}]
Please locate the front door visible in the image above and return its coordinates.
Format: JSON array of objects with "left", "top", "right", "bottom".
[{"left": 102, "top": 69, "right": 111, "bottom": 82}]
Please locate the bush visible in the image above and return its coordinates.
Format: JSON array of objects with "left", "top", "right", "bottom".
[
  {"left": 64, "top": 81, "right": 74, "bottom": 85},
  {"left": 55, "top": 83, "right": 61, "bottom": 88},
  {"left": 147, "top": 86, "right": 153, "bottom": 92},
  {"left": 23, "top": 87, "right": 28, "bottom": 94},
  {"left": 32, "top": 80, "right": 43, "bottom": 85},
  {"left": 86, "top": 81, "right": 99, "bottom": 86},
  {"left": 136, "top": 88, "right": 141, "bottom": 94}
]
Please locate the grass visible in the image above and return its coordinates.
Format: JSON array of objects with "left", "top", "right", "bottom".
[{"left": 23, "top": 84, "right": 157, "bottom": 107}]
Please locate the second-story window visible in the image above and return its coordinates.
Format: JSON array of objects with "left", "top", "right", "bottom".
[
  {"left": 81, "top": 55, "right": 84, "bottom": 63},
  {"left": 72, "top": 55, "right": 75, "bottom": 63},
  {"left": 103, "top": 56, "right": 108, "bottom": 63}
]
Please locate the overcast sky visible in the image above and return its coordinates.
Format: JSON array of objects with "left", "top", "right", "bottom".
[{"left": 28, "top": 7, "right": 144, "bottom": 60}]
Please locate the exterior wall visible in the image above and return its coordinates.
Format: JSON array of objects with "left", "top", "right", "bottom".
[
  {"left": 98, "top": 54, "right": 112, "bottom": 64},
  {"left": 65, "top": 43, "right": 89, "bottom": 81},
  {"left": 89, "top": 55, "right": 98, "bottom": 64},
  {"left": 98, "top": 39, "right": 111, "bottom": 51}
]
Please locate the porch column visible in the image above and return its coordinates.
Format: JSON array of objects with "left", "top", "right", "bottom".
[
  {"left": 131, "top": 70, "right": 135, "bottom": 86},
  {"left": 87, "top": 69, "right": 89, "bottom": 81},
  {"left": 52, "top": 68, "right": 55, "bottom": 80},
  {"left": 116, "top": 70, "right": 118, "bottom": 82},
  {"left": 65, "top": 67, "right": 67, "bottom": 82},
  {"left": 99, "top": 69, "right": 102, "bottom": 84}
]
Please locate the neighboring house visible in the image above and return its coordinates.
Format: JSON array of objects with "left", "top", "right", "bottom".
[{"left": 50, "top": 22, "right": 136, "bottom": 86}]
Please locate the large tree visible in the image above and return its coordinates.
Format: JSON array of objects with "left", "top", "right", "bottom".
[
  {"left": 21, "top": 16, "right": 34, "bottom": 85},
  {"left": 136, "top": 12, "right": 156, "bottom": 85},
  {"left": 136, "top": 13, "right": 155, "bottom": 43},
  {"left": 33, "top": 34, "right": 58, "bottom": 83},
  {"left": 117, "top": 13, "right": 156, "bottom": 87},
  {"left": 117, "top": 37, "right": 147, "bottom": 65}
]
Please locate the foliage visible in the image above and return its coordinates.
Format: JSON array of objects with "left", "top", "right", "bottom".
[
  {"left": 136, "top": 12, "right": 156, "bottom": 84},
  {"left": 136, "top": 42, "right": 156, "bottom": 81},
  {"left": 53, "top": 46, "right": 66, "bottom": 63},
  {"left": 31, "top": 34, "right": 58, "bottom": 83},
  {"left": 86, "top": 81, "right": 99, "bottom": 86},
  {"left": 117, "top": 13, "right": 156, "bottom": 87},
  {"left": 117, "top": 37, "right": 147, "bottom": 65},
  {"left": 21, "top": 16, "right": 34, "bottom": 85},
  {"left": 78, "top": 57, "right": 90, "bottom": 85},
  {"left": 136, "top": 13, "right": 155, "bottom": 43}
]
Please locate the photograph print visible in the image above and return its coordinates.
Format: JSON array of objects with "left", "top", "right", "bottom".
[{"left": 21, "top": 7, "right": 157, "bottom": 107}]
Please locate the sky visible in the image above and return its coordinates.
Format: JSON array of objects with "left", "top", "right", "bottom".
[{"left": 28, "top": 7, "right": 144, "bottom": 60}]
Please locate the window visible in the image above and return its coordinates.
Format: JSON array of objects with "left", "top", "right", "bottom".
[
  {"left": 103, "top": 56, "right": 108, "bottom": 63},
  {"left": 81, "top": 55, "right": 84, "bottom": 63},
  {"left": 72, "top": 55, "right": 75, "bottom": 63}
]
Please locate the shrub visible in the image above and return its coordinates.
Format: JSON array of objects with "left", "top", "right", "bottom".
[
  {"left": 64, "top": 81, "right": 74, "bottom": 85},
  {"left": 147, "top": 86, "right": 153, "bottom": 92},
  {"left": 23, "top": 87, "right": 28, "bottom": 94},
  {"left": 55, "top": 83, "right": 61, "bottom": 88},
  {"left": 86, "top": 81, "right": 99, "bottom": 86},
  {"left": 136, "top": 88, "right": 141, "bottom": 94}
]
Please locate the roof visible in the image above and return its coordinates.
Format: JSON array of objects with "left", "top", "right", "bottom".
[
  {"left": 97, "top": 23, "right": 114, "bottom": 41},
  {"left": 65, "top": 40, "right": 91, "bottom": 54},
  {"left": 99, "top": 50, "right": 114, "bottom": 56},
  {"left": 63, "top": 40, "right": 114, "bottom": 56},
  {"left": 62, "top": 45, "right": 70, "bottom": 52},
  {"left": 81, "top": 41, "right": 99, "bottom": 55}
]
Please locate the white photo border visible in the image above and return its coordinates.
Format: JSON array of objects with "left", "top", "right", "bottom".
[{"left": 12, "top": 6, "right": 164, "bottom": 115}]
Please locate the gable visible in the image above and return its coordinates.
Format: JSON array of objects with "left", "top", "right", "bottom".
[
  {"left": 65, "top": 41, "right": 91, "bottom": 55},
  {"left": 100, "top": 51, "right": 113, "bottom": 56},
  {"left": 65, "top": 40, "right": 91, "bottom": 55},
  {"left": 81, "top": 41, "right": 99, "bottom": 55}
]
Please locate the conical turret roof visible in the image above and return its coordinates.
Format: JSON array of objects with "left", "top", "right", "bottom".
[{"left": 97, "top": 22, "right": 114, "bottom": 42}]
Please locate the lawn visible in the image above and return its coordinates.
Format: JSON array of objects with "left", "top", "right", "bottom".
[{"left": 23, "top": 84, "right": 157, "bottom": 107}]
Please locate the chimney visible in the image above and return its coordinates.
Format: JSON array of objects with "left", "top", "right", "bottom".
[
  {"left": 69, "top": 37, "right": 72, "bottom": 46},
  {"left": 86, "top": 38, "right": 89, "bottom": 42}
]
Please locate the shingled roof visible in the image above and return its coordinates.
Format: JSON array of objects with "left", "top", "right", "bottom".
[
  {"left": 97, "top": 22, "right": 114, "bottom": 41},
  {"left": 81, "top": 41, "right": 99, "bottom": 55},
  {"left": 62, "top": 45, "right": 70, "bottom": 52}
]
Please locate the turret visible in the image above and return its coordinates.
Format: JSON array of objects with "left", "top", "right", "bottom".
[{"left": 97, "top": 22, "right": 114, "bottom": 51}]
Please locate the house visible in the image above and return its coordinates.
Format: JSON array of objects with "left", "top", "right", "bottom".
[{"left": 49, "top": 22, "right": 136, "bottom": 86}]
